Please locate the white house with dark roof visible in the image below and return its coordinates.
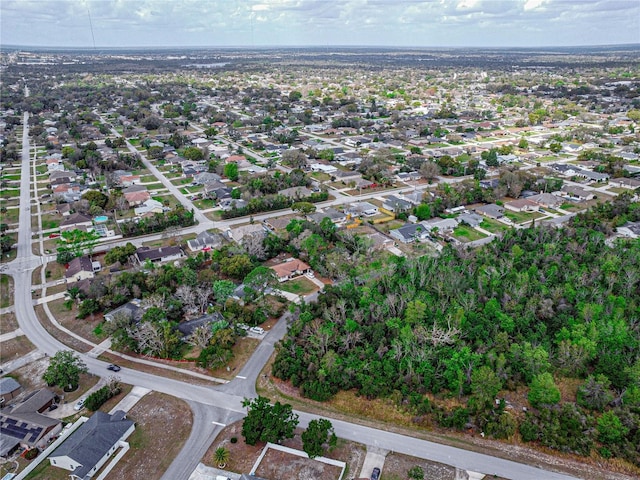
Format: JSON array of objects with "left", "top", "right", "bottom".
[
  {"left": 134, "top": 246, "right": 184, "bottom": 265},
  {"left": 187, "top": 231, "right": 223, "bottom": 252},
  {"left": 48, "top": 410, "right": 134, "bottom": 479},
  {"left": 64, "top": 256, "right": 96, "bottom": 284}
]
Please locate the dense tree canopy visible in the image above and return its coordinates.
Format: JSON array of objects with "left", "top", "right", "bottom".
[{"left": 273, "top": 211, "right": 640, "bottom": 465}]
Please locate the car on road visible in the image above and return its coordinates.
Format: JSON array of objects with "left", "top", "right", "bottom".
[
  {"left": 107, "top": 364, "right": 121, "bottom": 372},
  {"left": 249, "top": 326, "right": 265, "bottom": 335},
  {"left": 74, "top": 399, "right": 85, "bottom": 411},
  {"left": 371, "top": 467, "right": 381, "bottom": 480}
]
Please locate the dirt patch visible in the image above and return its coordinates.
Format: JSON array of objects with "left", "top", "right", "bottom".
[
  {"left": 49, "top": 299, "right": 103, "bottom": 344},
  {"left": 0, "top": 336, "right": 36, "bottom": 363},
  {"left": 256, "top": 448, "right": 342, "bottom": 480},
  {"left": 0, "top": 311, "right": 19, "bottom": 334},
  {"left": 106, "top": 392, "right": 193, "bottom": 480},
  {"left": 382, "top": 452, "right": 457, "bottom": 480}
]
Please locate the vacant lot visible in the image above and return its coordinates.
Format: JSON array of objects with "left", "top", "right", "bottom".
[
  {"left": 0, "top": 336, "right": 36, "bottom": 364},
  {"left": 204, "top": 421, "right": 366, "bottom": 479},
  {"left": 255, "top": 448, "right": 342, "bottom": 480},
  {"left": 1, "top": 274, "right": 14, "bottom": 308}
]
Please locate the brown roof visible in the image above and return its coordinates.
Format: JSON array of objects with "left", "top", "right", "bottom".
[{"left": 270, "top": 260, "right": 311, "bottom": 278}]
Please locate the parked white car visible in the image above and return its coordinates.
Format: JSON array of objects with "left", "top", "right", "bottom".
[
  {"left": 249, "top": 326, "right": 265, "bottom": 335},
  {"left": 74, "top": 398, "right": 85, "bottom": 411}
]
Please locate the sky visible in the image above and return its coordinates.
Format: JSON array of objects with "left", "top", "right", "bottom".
[{"left": 1, "top": 0, "right": 639, "bottom": 49}]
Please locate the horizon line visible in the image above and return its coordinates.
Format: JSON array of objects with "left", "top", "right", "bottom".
[{"left": 2, "top": 42, "right": 639, "bottom": 51}]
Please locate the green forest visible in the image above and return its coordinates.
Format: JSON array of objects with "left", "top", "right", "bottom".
[{"left": 273, "top": 197, "right": 640, "bottom": 466}]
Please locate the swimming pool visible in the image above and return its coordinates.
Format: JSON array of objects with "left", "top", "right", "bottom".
[{"left": 94, "top": 215, "right": 108, "bottom": 223}]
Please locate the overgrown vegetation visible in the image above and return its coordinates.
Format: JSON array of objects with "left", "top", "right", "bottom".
[{"left": 273, "top": 200, "right": 640, "bottom": 466}]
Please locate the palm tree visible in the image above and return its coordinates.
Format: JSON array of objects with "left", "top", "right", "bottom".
[{"left": 214, "top": 447, "right": 229, "bottom": 469}]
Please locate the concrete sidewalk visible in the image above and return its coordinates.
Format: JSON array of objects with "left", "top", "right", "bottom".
[{"left": 0, "top": 328, "right": 24, "bottom": 342}]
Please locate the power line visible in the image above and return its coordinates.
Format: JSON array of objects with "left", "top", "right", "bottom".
[{"left": 87, "top": 5, "right": 97, "bottom": 49}]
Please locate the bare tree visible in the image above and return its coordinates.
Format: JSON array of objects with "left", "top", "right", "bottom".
[
  {"left": 419, "top": 161, "right": 441, "bottom": 183},
  {"left": 175, "top": 284, "right": 198, "bottom": 315},
  {"left": 187, "top": 324, "right": 213, "bottom": 349}
]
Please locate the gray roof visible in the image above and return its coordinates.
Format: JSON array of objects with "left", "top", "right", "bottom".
[
  {"left": 50, "top": 410, "right": 134, "bottom": 479},
  {"left": 11, "top": 389, "right": 55, "bottom": 414},
  {"left": 0, "top": 378, "right": 21, "bottom": 395},
  {"left": 177, "top": 312, "right": 224, "bottom": 337},
  {"left": 136, "top": 246, "right": 183, "bottom": 262},
  {"left": 64, "top": 256, "right": 94, "bottom": 278}
]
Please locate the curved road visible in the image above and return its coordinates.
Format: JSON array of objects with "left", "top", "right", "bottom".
[{"left": 6, "top": 101, "right": 581, "bottom": 480}]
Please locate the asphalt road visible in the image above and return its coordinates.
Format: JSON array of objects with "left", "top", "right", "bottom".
[{"left": 6, "top": 103, "right": 581, "bottom": 480}]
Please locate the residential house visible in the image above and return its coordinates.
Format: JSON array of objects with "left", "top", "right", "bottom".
[
  {"left": 226, "top": 224, "right": 266, "bottom": 245},
  {"left": 177, "top": 312, "right": 225, "bottom": 338},
  {"left": 48, "top": 410, "right": 135, "bottom": 479},
  {"left": 46, "top": 157, "right": 64, "bottom": 172},
  {"left": 219, "top": 198, "right": 247, "bottom": 211},
  {"left": 278, "top": 186, "right": 313, "bottom": 200},
  {"left": 310, "top": 163, "right": 337, "bottom": 174},
  {"left": 617, "top": 221, "right": 640, "bottom": 239},
  {"left": 557, "top": 185, "right": 595, "bottom": 201},
  {"left": 133, "top": 199, "right": 165, "bottom": 217},
  {"left": 332, "top": 169, "right": 363, "bottom": 183},
  {"left": 270, "top": 259, "right": 312, "bottom": 282},
  {"left": 193, "top": 172, "right": 223, "bottom": 185},
  {"left": 390, "top": 223, "right": 431, "bottom": 243},
  {"left": 0, "top": 378, "right": 22, "bottom": 405},
  {"left": 187, "top": 230, "right": 223, "bottom": 252},
  {"left": 64, "top": 256, "right": 97, "bottom": 284},
  {"left": 345, "top": 202, "right": 379, "bottom": 217},
  {"left": 53, "top": 184, "right": 82, "bottom": 202},
  {"left": 504, "top": 198, "right": 540, "bottom": 213},
  {"left": 610, "top": 177, "right": 640, "bottom": 190},
  {"left": 0, "top": 389, "right": 62, "bottom": 457},
  {"left": 49, "top": 170, "right": 76, "bottom": 183},
  {"left": 396, "top": 171, "right": 422, "bottom": 182},
  {"left": 457, "top": 212, "right": 484, "bottom": 227},
  {"left": 135, "top": 246, "right": 184, "bottom": 265},
  {"left": 264, "top": 215, "right": 302, "bottom": 232},
  {"left": 309, "top": 207, "right": 347, "bottom": 226},
  {"left": 479, "top": 179, "right": 500, "bottom": 189},
  {"left": 421, "top": 217, "right": 458, "bottom": 233},
  {"left": 526, "top": 192, "right": 563, "bottom": 209},
  {"left": 383, "top": 195, "right": 413, "bottom": 213},
  {"left": 104, "top": 300, "right": 142, "bottom": 323},
  {"left": 366, "top": 231, "right": 395, "bottom": 250},
  {"left": 123, "top": 186, "right": 151, "bottom": 206},
  {"left": 475, "top": 204, "right": 505, "bottom": 219},
  {"left": 59, "top": 213, "right": 93, "bottom": 232},
  {"left": 55, "top": 203, "right": 72, "bottom": 217},
  {"left": 119, "top": 175, "right": 141, "bottom": 187}
]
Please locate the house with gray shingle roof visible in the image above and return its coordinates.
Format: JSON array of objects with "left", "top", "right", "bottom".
[{"left": 49, "top": 410, "right": 135, "bottom": 479}]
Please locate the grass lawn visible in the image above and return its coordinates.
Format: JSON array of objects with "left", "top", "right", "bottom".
[
  {"left": 479, "top": 218, "right": 510, "bottom": 234},
  {"left": 0, "top": 189, "right": 20, "bottom": 199},
  {"left": 2, "top": 207, "right": 20, "bottom": 224},
  {"left": 0, "top": 312, "right": 18, "bottom": 334},
  {"left": 504, "top": 210, "right": 542, "bottom": 224},
  {"left": 41, "top": 215, "right": 61, "bottom": 230},
  {"left": 144, "top": 182, "right": 165, "bottom": 191},
  {"left": 0, "top": 335, "right": 36, "bottom": 364},
  {"left": 193, "top": 198, "right": 216, "bottom": 209},
  {"left": 452, "top": 225, "right": 488, "bottom": 242},
  {"left": 278, "top": 276, "right": 318, "bottom": 296},
  {"left": 311, "top": 172, "right": 332, "bottom": 182},
  {"left": 140, "top": 175, "right": 159, "bottom": 182},
  {"left": 1, "top": 274, "right": 14, "bottom": 308}
]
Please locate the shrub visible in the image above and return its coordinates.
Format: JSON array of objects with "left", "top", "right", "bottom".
[{"left": 84, "top": 384, "right": 121, "bottom": 411}]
